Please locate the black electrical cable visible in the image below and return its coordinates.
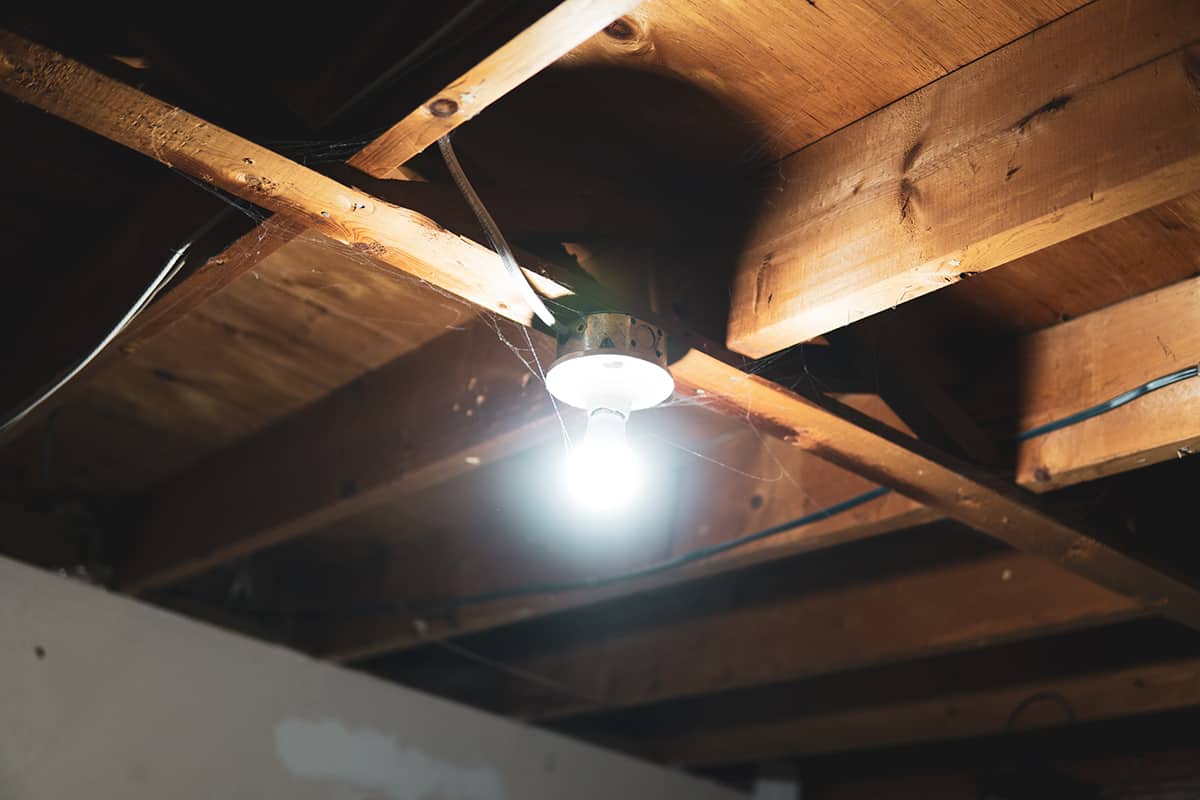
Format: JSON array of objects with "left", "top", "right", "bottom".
[
  {"left": 421, "top": 362, "right": 1200, "bottom": 612},
  {"left": 427, "top": 486, "right": 893, "bottom": 611},
  {"left": 346, "top": 363, "right": 1200, "bottom": 697},
  {"left": 1014, "top": 365, "right": 1198, "bottom": 441},
  {"left": 165, "top": 360, "right": 1199, "bottom": 625}
]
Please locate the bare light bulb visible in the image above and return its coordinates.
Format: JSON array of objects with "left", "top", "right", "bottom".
[
  {"left": 544, "top": 313, "right": 674, "bottom": 515},
  {"left": 565, "top": 408, "right": 641, "bottom": 512}
]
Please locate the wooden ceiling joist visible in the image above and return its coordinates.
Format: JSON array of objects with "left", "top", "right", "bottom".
[
  {"left": 1013, "top": 275, "right": 1200, "bottom": 492},
  {"left": 0, "top": 30, "right": 577, "bottom": 333},
  {"left": 347, "top": 0, "right": 641, "bottom": 178},
  {"left": 669, "top": 353, "right": 1200, "bottom": 630},
  {"left": 385, "top": 545, "right": 1146, "bottom": 722},
  {"left": 0, "top": 0, "right": 639, "bottom": 446},
  {"left": 647, "top": 656, "right": 1200, "bottom": 767},
  {"left": 118, "top": 319, "right": 557, "bottom": 593},
  {"left": 312, "top": 443, "right": 932, "bottom": 663},
  {"left": 727, "top": 0, "right": 1200, "bottom": 356},
  {"left": 7, "top": 29, "right": 1200, "bottom": 634}
]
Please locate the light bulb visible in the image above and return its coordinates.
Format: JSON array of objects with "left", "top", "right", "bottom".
[
  {"left": 544, "top": 313, "right": 674, "bottom": 516},
  {"left": 565, "top": 408, "right": 642, "bottom": 512}
]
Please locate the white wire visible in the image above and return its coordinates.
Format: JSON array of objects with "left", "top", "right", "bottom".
[
  {"left": 0, "top": 214, "right": 225, "bottom": 435},
  {"left": 437, "top": 135, "right": 557, "bottom": 327}
]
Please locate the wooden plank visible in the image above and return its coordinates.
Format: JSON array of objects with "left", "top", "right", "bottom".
[
  {"left": 113, "top": 220, "right": 300, "bottom": 357},
  {"left": 2, "top": 230, "right": 473, "bottom": 499},
  {"left": 0, "top": 195, "right": 277, "bottom": 449},
  {"left": 727, "top": 0, "right": 1200, "bottom": 356},
  {"left": 669, "top": 350, "right": 1200, "bottom": 631},
  {"left": 310, "top": 430, "right": 934, "bottom": 663},
  {"left": 0, "top": 30, "right": 581, "bottom": 332},
  {"left": 646, "top": 657, "right": 1200, "bottom": 766},
  {"left": 377, "top": 543, "right": 1145, "bottom": 721},
  {"left": 906, "top": 191, "right": 1200, "bottom": 341},
  {"left": 226, "top": 230, "right": 475, "bottom": 358},
  {"left": 1015, "top": 276, "right": 1200, "bottom": 491},
  {"left": 561, "top": 0, "right": 1083, "bottom": 163},
  {"left": 830, "top": 328, "right": 997, "bottom": 465},
  {"left": 9, "top": 30, "right": 1200, "bottom": 633},
  {"left": 347, "top": 0, "right": 641, "bottom": 177},
  {"left": 101, "top": 0, "right": 637, "bottom": 368},
  {"left": 71, "top": 0, "right": 641, "bottom": 414},
  {"left": 117, "top": 320, "right": 559, "bottom": 593}
]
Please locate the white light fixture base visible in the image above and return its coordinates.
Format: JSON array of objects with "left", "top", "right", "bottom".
[
  {"left": 545, "top": 313, "right": 674, "bottom": 514},
  {"left": 545, "top": 313, "right": 674, "bottom": 413}
]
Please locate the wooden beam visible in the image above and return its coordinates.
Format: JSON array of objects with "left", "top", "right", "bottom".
[
  {"left": 0, "top": 192, "right": 281, "bottom": 448},
  {"left": 115, "top": 0, "right": 638, "bottom": 342},
  {"left": 312, "top": 429, "right": 933, "bottom": 662},
  {"left": 0, "top": 0, "right": 636, "bottom": 446},
  {"left": 727, "top": 0, "right": 1200, "bottom": 356},
  {"left": 829, "top": 327, "right": 996, "bottom": 465},
  {"left": 646, "top": 656, "right": 1200, "bottom": 767},
  {"left": 116, "top": 321, "right": 890, "bottom": 597},
  {"left": 1015, "top": 276, "right": 1200, "bottom": 491},
  {"left": 9, "top": 31, "right": 1200, "bottom": 633},
  {"left": 117, "top": 320, "right": 558, "bottom": 593},
  {"left": 0, "top": 30, "right": 581, "bottom": 331},
  {"left": 346, "top": 0, "right": 640, "bottom": 178},
  {"left": 377, "top": 542, "right": 1145, "bottom": 721},
  {"left": 669, "top": 350, "right": 1200, "bottom": 630}
]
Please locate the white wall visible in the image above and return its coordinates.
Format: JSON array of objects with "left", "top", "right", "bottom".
[{"left": 0, "top": 557, "right": 743, "bottom": 799}]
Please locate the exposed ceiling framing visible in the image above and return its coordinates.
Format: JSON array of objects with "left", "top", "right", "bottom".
[{"left": 2, "top": 0, "right": 1200, "bottom": 792}]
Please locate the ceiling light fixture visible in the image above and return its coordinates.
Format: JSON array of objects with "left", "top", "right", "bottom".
[{"left": 545, "top": 313, "right": 674, "bottom": 513}]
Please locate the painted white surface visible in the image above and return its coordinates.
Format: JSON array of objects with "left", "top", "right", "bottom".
[
  {"left": 753, "top": 778, "right": 801, "bottom": 800},
  {"left": 0, "top": 557, "right": 743, "bottom": 799}
]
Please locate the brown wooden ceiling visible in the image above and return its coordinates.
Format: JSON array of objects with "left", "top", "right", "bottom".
[{"left": 3, "top": 1, "right": 1200, "bottom": 794}]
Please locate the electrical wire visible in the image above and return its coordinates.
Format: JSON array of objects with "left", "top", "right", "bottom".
[
  {"left": 0, "top": 209, "right": 235, "bottom": 436},
  {"left": 1014, "top": 365, "right": 1199, "bottom": 441},
  {"left": 417, "top": 362, "right": 1200, "bottom": 612},
  {"left": 1, "top": 3, "right": 514, "bottom": 438},
  {"left": 428, "top": 486, "right": 892, "bottom": 611},
  {"left": 160, "top": 360, "right": 1199, "bottom": 627},
  {"left": 385, "top": 365, "right": 1200, "bottom": 700},
  {"left": 155, "top": 354, "right": 1200, "bottom": 707},
  {"left": 437, "top": 134, "right": 557, "bottom": 327}
]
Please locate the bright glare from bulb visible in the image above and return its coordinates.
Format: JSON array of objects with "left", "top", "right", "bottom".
[{"left": 565, "top": 410, "right": 642, "bottom": 513}]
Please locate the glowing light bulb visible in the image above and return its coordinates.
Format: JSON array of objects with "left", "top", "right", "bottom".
[
  {"left": 544, "top": 313, "right": 674, "bottom": 514},
  {"left": 565, "top": 408, "right": 641, "bottom": 512}
]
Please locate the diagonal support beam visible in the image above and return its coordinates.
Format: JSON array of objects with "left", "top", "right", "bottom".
[
  {"left": 6, "top": 30, "right": 1200, "bottom": 632},
  {"left": 0, "top": 0, "right": 630, "bottom": 444},
  {"left": 347, "top": 0, "right": 641, "bottom": 177},
  {"left": 727, "top": 0, "right": 1200, "bottom": 356},
  {"left": 669, "top": 351, "right": 1200, "bottom": 630}
]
